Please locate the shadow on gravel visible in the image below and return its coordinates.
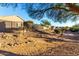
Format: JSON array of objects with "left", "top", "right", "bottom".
[
  {"left": 44, "top": 38, "right": 79, "bottom": 43},
  {"left": 0, "top": 50, "right": 22, "bottom": 56},
  {"left": 45, "top": 38, "right": 67, "bottom": 42}
]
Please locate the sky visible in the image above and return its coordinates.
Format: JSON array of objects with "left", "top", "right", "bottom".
[{"left": 0, "top": 4, "right": 79, "bottom": 27}]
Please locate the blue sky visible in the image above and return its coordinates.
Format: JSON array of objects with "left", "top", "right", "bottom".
[{"left": 0, "top": 4, "right": 78, "bottom": 27}]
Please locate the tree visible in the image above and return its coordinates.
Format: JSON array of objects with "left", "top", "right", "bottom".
[
  {"left": 27, "top": 3, "right": 79, "bottom": 23},
  {"left": 0, "top": 3, "right": 79, "bottom": 23},
  {"left": 54, "top": 26, "right": 69, "bottom": 38},
  {"left": 40, "top": 20, "right": 51, "bottom": 26},
  {"left": 54, "top": 28, "right": 61, "bottom": 34},
  {"left": 24, "top": 20, "right": 34, "bottom": 31},
  {"left": 70, "top": 24, "right": 79, "bottom": 32}
]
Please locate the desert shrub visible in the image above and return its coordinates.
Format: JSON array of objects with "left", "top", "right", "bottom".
[
  {"left": 40, "top": 20, "right": 51, "bottom": 26},
  {"left": 70, "top": 25, "right": 79, "bottom": 32},
  {"left": 61, "top": 27, "right": 67, "bottom": 33},
  {"left": 23, "top": 20, "right": 34, "bottom": 31},
  {"left": 54, "top": 27, "right": 67, "bottom": 34},
  {"left": 54, "top": 28, "right": 61, "bottom": 34}
]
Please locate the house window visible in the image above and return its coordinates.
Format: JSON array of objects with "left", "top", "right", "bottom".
[{"left": 16, "top": 23, "right": 21, "bottom": 28}]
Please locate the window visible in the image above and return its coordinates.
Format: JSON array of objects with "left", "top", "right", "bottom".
[{"left": 16, "top": 23, "right": 21, "bottom": 28}]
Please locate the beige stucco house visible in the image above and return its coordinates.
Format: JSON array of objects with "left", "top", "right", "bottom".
[{"left": 0, "top": 16, "right": 24, "bottom": 32}]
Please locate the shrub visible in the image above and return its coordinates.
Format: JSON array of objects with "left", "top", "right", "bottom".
[
  {"left": 70, "top": 25, "right": 79, "bottom": 32},
  {"left": 23, "top": 20, "right": 34, "bottom": 31},
  {"left": 54, "top": 28, "right": 61, "bottom": 34},
  {"left": 54, "top": 27, "right": 67, "bottom": 34},
  {"left": 40, "top": 20, "right": 51, "bottom": 26}
]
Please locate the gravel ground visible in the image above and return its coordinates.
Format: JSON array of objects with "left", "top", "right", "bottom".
[
  {"left": 40, "top": 42, "right": 79, "bottom": 56},
  {"left": 0, "top": 31, "right": 79, "bottom": 56}
]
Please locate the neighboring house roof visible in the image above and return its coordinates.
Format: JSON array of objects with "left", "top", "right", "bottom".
[{"left": 0, "top": 16, "right": 24, "bottom": 22}]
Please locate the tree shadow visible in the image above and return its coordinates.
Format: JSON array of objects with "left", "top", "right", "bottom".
[
  {"left": 0, "top": 50, "right": 22, "bottom": 56},
  {"left": 33, "top": 29, "right": 51, "bottom": 35},
  {"left": 46, "top": 37, "right": 79, "bottom": 43},
  {"left": 34, "top": 30, "right": 79, "bottom": 43},
  {"left": 44, "top": 38, "right": 68, "bottom": 42},
  {"left": 63, "top": 33, "right": 79, "bottom": 41}
]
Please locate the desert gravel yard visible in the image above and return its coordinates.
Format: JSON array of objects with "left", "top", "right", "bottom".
[
  {"left": 40, "top": 42, "right": 79, "bottom": 56},
  {"left": 0, "top": 32, "right": 79, "bottom": 56}
]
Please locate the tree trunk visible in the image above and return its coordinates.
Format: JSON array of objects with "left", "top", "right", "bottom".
[{"left": 66, "top": 3, "right": 79, "bottom": 14}]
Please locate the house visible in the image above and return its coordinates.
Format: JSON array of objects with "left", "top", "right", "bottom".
[{"left": 0, "top": 16, "right": 24, "bottom": 32}]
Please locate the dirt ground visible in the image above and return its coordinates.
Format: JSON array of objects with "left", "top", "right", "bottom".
[{"left": 0, "top": 31, "right": 79, "bottom": 56}]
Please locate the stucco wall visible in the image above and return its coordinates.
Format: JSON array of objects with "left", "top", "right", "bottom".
[
  {"left": 5, "top": 21, "right": 23, "bottom": 28},
  {"left": 0, "top": 21, "right": 23, "bottom": 32}
]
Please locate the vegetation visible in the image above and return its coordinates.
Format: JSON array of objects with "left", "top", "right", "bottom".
[
  {"left": 54, "top": 28, "right": 61, "bottom": 34},
  {"left": 24, "top": 20, "right": 34, "bottom": 31},
  {"left": 27, "top": 3, "right": 79, "bottom": 23},
  {"left": 0, "top": 4, "right": 79, "bottom": 56},
  {"left": 40, "top": 20, "right": 51, "bottom": 26},
  {"left": 54, "top": 26, "right": 69, "bottom": 38},
  {"left": 70, "top": 24, "right": 79, "bottom": 32},
  {"left": 0, "top": 3, "right": 79, "bottom": 23},
  {"left": 54, "top": 26, "right": 68, "bottom": 34}
]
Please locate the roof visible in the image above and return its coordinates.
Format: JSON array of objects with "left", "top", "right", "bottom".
[{"left": 0, "top": 16, "right": 24, "bottom": 22}]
